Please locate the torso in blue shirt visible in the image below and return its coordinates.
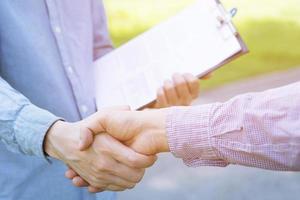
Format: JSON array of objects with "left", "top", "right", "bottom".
[{"left": 0, "top": 1, "right": 115, "bottom": 199}]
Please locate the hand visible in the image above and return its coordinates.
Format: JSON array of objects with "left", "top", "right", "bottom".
[
  {"left": 66, "top": 109, "right": 169, "bottom": 189},
  {"left": 151, "top": 72, "right": 212, "bottom": 109},
  {"left": 44, "top": 116, "right": 157, "bottom": 193},
  {"left": 151, "top": 73, "right": 200, "bottom": 108},
  {"left": 101, "top": 109, "right": 169, "bottom": 155},
  {"left": 78, "top": 109, "right": 169, "bottom": 155}
]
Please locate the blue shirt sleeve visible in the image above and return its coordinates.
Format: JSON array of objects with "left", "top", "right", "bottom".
[{"left": 0, "top": 77, "right": 61, "bottom": 158}]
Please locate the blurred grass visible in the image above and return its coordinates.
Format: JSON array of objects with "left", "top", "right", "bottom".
[{"left": 103, "top": 0, "right": 300, "bottom": 89}]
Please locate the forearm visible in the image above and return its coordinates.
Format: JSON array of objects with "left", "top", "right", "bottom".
[
  {"left": 166, "top": 82, "right": 300, "bottom": 171},
  {"left": 0, "top": 77, "right": 61, "bottom": 158}
]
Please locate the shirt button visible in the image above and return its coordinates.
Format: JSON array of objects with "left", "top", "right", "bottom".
[
  {"left": 81, "top": 105, "right": 88, "bottom": 113},
  {"left": 54, "top": 26, "right": 62, "bottom": 34},
  {"left": 66, "top": 66, "right": 74, "bottom": 74}
]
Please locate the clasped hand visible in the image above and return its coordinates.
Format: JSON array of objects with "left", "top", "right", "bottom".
[
  {"left": 45, "top": 73, "right": 201, "bottom": 193},
  {"left": 77, "top": 108, "right": 168, "bottom": 191}
]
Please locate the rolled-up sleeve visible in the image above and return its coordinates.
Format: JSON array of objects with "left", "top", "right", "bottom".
[
  {"left": 166, "top": 82, "right": 300, "bottom": 171},
  {"left": 0, "top": 77, "right": 61, "bottom": 158}
]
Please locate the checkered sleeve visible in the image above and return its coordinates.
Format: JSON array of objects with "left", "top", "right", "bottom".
[{"left": 166, "top": 82, "right": 300, "bottom": 171}]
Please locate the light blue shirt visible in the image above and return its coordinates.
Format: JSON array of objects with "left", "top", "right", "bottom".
[{"left": 0, "top": 1, "right": 115, "bottom": 199}]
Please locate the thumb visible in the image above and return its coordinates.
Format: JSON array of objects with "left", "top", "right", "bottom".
[
  {"left": 78, "top": 126, "right": 94, "bottom": 150},
  {"left": 78, "top": 105, "right": 131, "bottom": 151}
]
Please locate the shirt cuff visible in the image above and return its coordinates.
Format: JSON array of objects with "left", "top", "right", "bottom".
[
  {"left": 13, "top": 104, "right": 62, "bottom": 161},
  {"left": 166, "top": 105, "right": 228, "bottom": 167}
]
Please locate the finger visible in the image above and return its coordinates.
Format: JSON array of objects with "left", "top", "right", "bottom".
[
  {"left": 89, "top": 185, "right": 127, "bottom": 192},
  {"left": 106, "top": 184, "right": 128, "bottom": 191},
  {"left": 155, "top": 88, "right": 168, "bottom": 108},
  {"left": 95, "top": 173, "right": 136, "bottom": 189},
  {"left": 87, "top": 105, "right": 131, "bottom": 132},
  {"left": 163, "top": 80, "right": 180, "bottom": 105},
  {"left": 172, "top": 73, "right": 192, "bottom": 105},
  {"left": 87, "top": 162, "right": 137, "bottom": 189},
  {"left": 72, "top": 176, "right": 90, "bottom": 187},
  {"left": 65, "top": 168, "right": 78, "bottom": 179},
  {"left": 182, "top": 73, "right": 200, "bottom": 98},
  {"left": 88, "top": 186, "right": 105, "bottom": 193},
  {"left": 79, "top": 126, "right": 94, "bottom": 150},
  {"left": 107, "top": 136, "right": 157, "bottom": 168},
  {"left": 110, "top": 162, "right": 146, "bottom": 183},
  {"left": 79, "top": 106, "right": 131, "bottom": 150}
]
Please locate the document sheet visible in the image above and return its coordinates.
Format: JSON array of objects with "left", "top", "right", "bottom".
[{"left": 94, "top": 0, "right": 247, "bottom": 110}]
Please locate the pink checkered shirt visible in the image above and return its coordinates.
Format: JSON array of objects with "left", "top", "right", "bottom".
[{"left": 166, "top": 82, "right": 300, "bottom": 171}]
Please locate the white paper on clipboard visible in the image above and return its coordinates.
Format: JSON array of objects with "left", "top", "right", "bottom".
[{"left": 94, "top": 0, "right": 248, "bottom": 110}]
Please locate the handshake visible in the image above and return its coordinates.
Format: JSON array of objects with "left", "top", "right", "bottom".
[{"left": 45, "top": 107, "right": 170, "bottom": 193}]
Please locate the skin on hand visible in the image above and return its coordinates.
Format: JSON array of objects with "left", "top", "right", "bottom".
[
  {"left": 109, "top": 109, "right": 170, "bottom": 155},
  {"left": 79, "top": 109, "right": 169, "bottom": 155},
  {"left": 66, "top": 109, "right": 169, "bottom": 191},
  {"left": 44, "top": 118, "right": 157, "bottom": 192},
  {"left": 150, "top": 73, "right": 200, "bottom": 108}
]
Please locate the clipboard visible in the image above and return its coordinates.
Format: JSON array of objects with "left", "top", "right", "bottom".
[{"left": 94, "top": 0, "right": 248, "bottom": 110}]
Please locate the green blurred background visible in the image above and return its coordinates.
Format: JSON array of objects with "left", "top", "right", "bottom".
[{"left": 103, "top": 0, "right": 300, "bottom": 89}]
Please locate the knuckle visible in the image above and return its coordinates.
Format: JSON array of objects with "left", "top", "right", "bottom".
[
  {"left": 94, "top": 164, "right": 104, "bottom": 173},
  {"left": 127, "top": 155, "right": 140, "bottom": 167},
  {"left": 134, "top": 175, "right": 143, "bottom": 183},
  {"left": 148, "top": 158, "right": 156, "bottom": 167},
  {"left": 136, "top": 170, "right": 145, "bottom": 182},
  {"left": 117, "top": 188, "right": 126, "bottom": 192},
  {"left": 164, "top": 85, "right": 173, "bottom": 93},
  {"left": 95, "top": 173, "right": 105, "bottom": 180},
  {"left": 95, "top": 161, "right": 109, "bottom": 172},
  {"left": 89, "top": 185, "right": 106, "bottom": 193},
  {"left": 90, "top": 176, "right": 101, "bottom": 184},
  {"left": 176, "top": 79, "right": 186, "bottom": 88},
  {"left": 131, "top": 175, "right": 140, "bottom": 183},
  {"left": 92, "top": 182, "right": 107, "bottom": 189},
  {"left": 127, "top": 183, "right": 136, "bottom": 189},
  {"left": 118, "top": 187, "right": 127, "bottom": 191},
  {"left": 108, "top": 185, "right": 123, "bottom": 191},
  {"left": 131, "top": 169, "right": 145, "bottom": 183},
  {"left": 90, "top": 181, "right": 101, "bottom": 189}
]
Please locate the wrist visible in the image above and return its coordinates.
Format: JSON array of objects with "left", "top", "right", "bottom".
[
  {"left": 156, "top": 128, "right": 170, "bottom": 153},
  {"left": 148, "top": 109, "right": 170, "bottom": 153},
  {"left": 44, "top": 121, "right": 80, "bottom": 161},
  {"left": 44, "top": 120, "right": 66, "bottom": 159}
]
